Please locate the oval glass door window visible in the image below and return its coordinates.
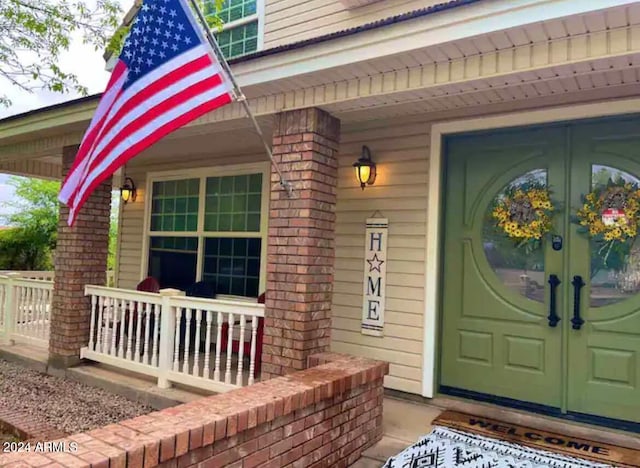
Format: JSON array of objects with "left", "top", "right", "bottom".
[
  {"left": 483, "top": 169, "right": 546, "bottom": 303},
  {"left": 590, "top": 165, "right": 640, "bottom": 307}
]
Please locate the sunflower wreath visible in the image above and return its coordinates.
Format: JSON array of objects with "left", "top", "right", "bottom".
[
  {"left": 574, "top": 179, "right": 640, "bottom": 265},
  {"left": 491, "top": 182, "right": 554, "bottom": 252}
]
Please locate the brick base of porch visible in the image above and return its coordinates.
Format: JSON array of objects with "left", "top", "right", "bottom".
[{"left": 0, "top": 353, "right": 388, "bottom": 468}]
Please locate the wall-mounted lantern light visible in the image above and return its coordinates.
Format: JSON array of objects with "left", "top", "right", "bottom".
[
  {"left": 120, "top": 177, "right": 137, "bottom": 203},
  {"left": 353, "top": 145, "right": 377, "bottom": 190}
]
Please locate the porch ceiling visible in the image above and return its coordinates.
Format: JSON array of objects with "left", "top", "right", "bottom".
[
  {"left": 325, "top": 54, "right": 640, "bottom": 122},
  {"left": 245, "top": 2, "right": 640, "bottom": 94}
]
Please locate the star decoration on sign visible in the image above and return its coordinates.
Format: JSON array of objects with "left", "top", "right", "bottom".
[{"left": 367, "top": 254, "right": 384, "bottom": 273}]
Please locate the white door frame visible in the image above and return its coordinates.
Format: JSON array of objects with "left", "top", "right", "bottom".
[{"left": 422, "top": 96, "right": 640, "bottom": 398}]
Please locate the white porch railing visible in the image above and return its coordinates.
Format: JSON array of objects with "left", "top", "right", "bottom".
[
  {"left": 0, "top": 271, "right": 54, "bottom": 281},
  {"left": 0, "top": 274, "right": 53, "bottom": 347},
  {"left": 0, "top": 270, "right": 115, "bottom": 285},
  {"left": 81, "top": 285, "right": 265, "bottom": 393},
  {"left": 0, "top": 271, "right": 115, "bottom": 349}
]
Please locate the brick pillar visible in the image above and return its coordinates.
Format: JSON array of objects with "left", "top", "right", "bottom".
[
  {"left": 48, "top": 146, "right": 112, "bottom": 369},
  {"left": 261, "top": 108, "right": 340, "bottom": 379}
]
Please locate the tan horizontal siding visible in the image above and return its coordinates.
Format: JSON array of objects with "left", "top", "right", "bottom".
[
  {"left": 330, "top": 116, "right": 430, "bottom": 395},
  {"left": 264, "top": 0, "right": 440, "bottom": 49}
]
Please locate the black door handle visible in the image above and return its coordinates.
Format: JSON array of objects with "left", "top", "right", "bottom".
[
  {"left": 547, "top": 274, "right": 561, "bottom": 327},
  {"left": 571, "top": 275, "right": 585, "bottom": 330}
]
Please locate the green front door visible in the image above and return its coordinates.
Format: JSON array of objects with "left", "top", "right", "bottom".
[{"left": 441, "top": 117, "right": 640, "bottom": 424}]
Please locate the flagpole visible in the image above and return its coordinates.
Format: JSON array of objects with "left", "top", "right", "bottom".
[{"left": 188, "top": 0, "right": 294, "bottom": 197}]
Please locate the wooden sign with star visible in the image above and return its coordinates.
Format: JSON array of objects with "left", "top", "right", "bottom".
[{"left": 361, "top": 218, "right": 388, "bottom": 336}]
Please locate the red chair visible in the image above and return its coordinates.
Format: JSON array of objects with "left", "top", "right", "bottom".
[
  {"left": 137, "top": 276, "right": 160, "bottom": 293},
  {"left": 119, "top": 277, "right": 161, "bottom": 352},
  {"left": 220, "top": 293, "right": 264, "bottom": 376}
]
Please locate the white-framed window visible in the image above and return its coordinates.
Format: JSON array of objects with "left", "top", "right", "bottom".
[
  {"left": 142, "top": 163, "right": 269, "bottom": 297},
  {"left": 202, "top": 0, "right": 264, "bottom": 59}
]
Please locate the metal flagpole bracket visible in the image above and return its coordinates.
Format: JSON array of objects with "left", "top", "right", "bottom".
[{"left": 188, "top": 0, "right": 295, "bottom": 199}]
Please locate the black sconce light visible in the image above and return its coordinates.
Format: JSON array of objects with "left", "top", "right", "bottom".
[
  {"left": 353, "top": 145, "right": 377, "bottom": 190},
  {"left": 120, "top": 177, "right": 137, "bottom": 203}
]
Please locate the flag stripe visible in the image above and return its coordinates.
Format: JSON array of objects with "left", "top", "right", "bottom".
[
  {"left": 87, "top": 55, "right": 214, "bottom": 160},
  {"left": 68, "top": 75, "right": 227, "bottom": 208},
  {"left": 68, "top": 91, "right": 233, "bottom": 225},
  {"left": 69, "top": 82, "right": 232, "bottom": 216},
  {"left": 59, "top": 62, "right": 128, "bottom": 203},
  {"left": 62, "top": 46, "right": 210, "bottom": 203},
  {"left": 80, "top": 61, "right": 223, "bottom": 179}
]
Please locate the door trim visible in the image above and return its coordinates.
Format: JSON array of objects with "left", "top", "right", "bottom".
[{"left": 422, "top": 96, "right": 640, "bottom": 398}]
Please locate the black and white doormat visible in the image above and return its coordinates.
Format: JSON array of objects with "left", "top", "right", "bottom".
[{"left": 383, "top": 426, "right": 613, "bottom": 468}]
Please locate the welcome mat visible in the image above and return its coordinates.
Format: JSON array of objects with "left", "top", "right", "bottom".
[
  {"left": 435, "top": 411, "right": 639, "bottom": 467},
  {"left": 383, "top": 411, "right": 640, "bottom": 468}
]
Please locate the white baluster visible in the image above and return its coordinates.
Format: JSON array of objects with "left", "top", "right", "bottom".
[
  {"left": 110, "top": 297, "right": 118, "bottom": 356},
  {"left": 214, "top": 311, "right": 222, "bottom": 382},
  {"left": 32, "top": 287, "right": 39, "bottom": 338},
  {"left": 126, "top": 299, "right": 134, "bottom": 361},
  {"left": 152, "top": 305, "right": 160, "bottom": 367},
  {"left": 225, "top": 312, "right": 234, "bottom": 384},
  {"left": 182, "top": 309, "right": 192, "bottom": 373},
  {"left": 96, "top": 295, "right": 105, "bottom": 353},
  {"left": 17, "top": 286, "right": 25, "bottom": 334},
  {"left": 25, "top": 287, "right": 32, "bottom": 336},
  {"left": 29, "top": 286, "right": 35, "bottom": 336},
  {"left": 248, "top": 316, "right": 258, "bottom": 386},
  {"left": 38, "top": 288, "right": 46, "bottom": 339},
  {"left": 134, "top": 302, "right": 143, "bottom": 362},
  {"left": 203, "top": 310, "right": 213, "bottom": 379},
  {"left": 102, "top": 297, "right": 112, "bottom": 354},
  {"left": 193, "top": 309, "right": 202, "bottom": 376},
  {"left": 88, "top": 295, "right": 97, "bottom": 351},
  {"left": 45, "top": 289, "right": 52, "bottom": 334},
  {"left": 117, "top": 298, "right": 126, "bottom": 358},
  {"left": 173, "top": 307, "right": 182, "bottom": 372},
  {"left": 143, "top": 302, "right": 151, "bottom": 365},
  {"left": 236, "top": 316, "right": 246, "bottom": 386},
  {"left": 32, "top": 288, "right": 39, "bottom": 338}
]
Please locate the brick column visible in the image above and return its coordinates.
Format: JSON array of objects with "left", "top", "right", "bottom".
[
  {"left": 48, "top": 146, "right": 112, "bottom": 368},
  {"left": 262, "top": 108, "right": 340, "bottom": 379}
]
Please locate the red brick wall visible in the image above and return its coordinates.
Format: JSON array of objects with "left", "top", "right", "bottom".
[
  {"left": 263, "top": 108, "right": 341, "bottom": 379},
  {"left": 49, "top": 146, "right": 112, "bottom": 368},
  {"left": 0, "top": 354, "right": 388, "bottom": 468}
]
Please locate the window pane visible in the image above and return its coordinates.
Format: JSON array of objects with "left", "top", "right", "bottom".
[
  {"left": 148, "top": 236, "right": 197, "bottom": 290},
  {"left": 483, "top": 169, "right": 547, "bottom": 303},
  {"left": 203, "top": 237, "right": 261, "bottom": 297},
  {"left": 204, "top": 174, "right": 262, "bottom": 232},
  {"left": 213, "top": 20, "right": 260, "bottom": 59},
  {"left": 151, "top": 179, "right": 199, "bottom": 232},
  {"left": 590, "top": 165, "right": 640, "bottom": 307}
]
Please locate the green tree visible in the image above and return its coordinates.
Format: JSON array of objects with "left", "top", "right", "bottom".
[
  {"left": 0, "top": 177, "right": 120, "bottom": 271},
  {"left": 0, "top": 0, "right": 122, "bottom": 107},
  {"left": 0, "top": 177, "right": 60, "bottom": 269}
]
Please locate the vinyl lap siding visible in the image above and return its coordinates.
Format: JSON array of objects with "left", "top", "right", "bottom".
[
  {"left": 264, "top": 0, "right": 440, "bottom": 49},
  {"left": 331, "top": 117, "right": 430, "bottom": 395}
]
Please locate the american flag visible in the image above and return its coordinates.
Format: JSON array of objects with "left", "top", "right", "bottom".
[{"left": 59, "top": 0, "right": 234, "bottom": 225}]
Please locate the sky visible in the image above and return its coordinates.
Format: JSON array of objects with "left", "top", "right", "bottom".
[{"left": 0, "top": 1, "right": 129, "bottom": 222}]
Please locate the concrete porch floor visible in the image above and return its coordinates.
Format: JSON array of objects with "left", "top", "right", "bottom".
[{"left": 2, "top": 344, "right": 640, "bottom": 467}]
